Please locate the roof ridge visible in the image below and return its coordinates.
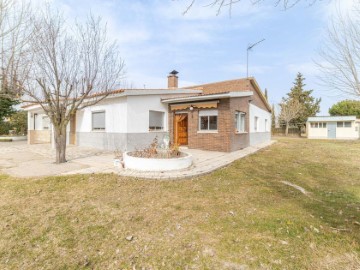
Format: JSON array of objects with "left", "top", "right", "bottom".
[{"left": 183, "top": 77, "right": 253, "bottom": 89}]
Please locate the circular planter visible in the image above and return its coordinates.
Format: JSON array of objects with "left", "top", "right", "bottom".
[{"left": 123, "top": 151, "right": 193, "bottom": 171}]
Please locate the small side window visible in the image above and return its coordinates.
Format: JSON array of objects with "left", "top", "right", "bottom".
[
  {"left": 92, "top": 111, "right": 105, "bottom": 131},
  {"left": 149, "top": 111, "right": 165, "bottom": 131},
  {"left": 235, "top": 112, "right": 246, "bottom": 132}
]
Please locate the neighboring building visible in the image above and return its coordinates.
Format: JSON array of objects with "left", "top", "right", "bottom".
[
  {"left": 23, "top": 71, "right": 272, "bottom": 152},
  {"left": 307, "top": 116, "right": 360, "bottom": 140}
]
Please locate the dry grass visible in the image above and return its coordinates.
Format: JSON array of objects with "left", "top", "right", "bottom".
[{"left": 0, "top": 137, "right": 359, "bottom": 269}]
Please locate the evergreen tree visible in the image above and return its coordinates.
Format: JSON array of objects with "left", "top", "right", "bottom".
[
  {"left": 285, "top": 72, "right": 321, "bottom": 128},
  {"left": 0, "top": 97, "right": 18, "bottom": 121},
  {"left": 329, "top": 100, "right": 360, "bottom": 118},
  {"left": 271, "top": 104, "right": 276, "bottom": 129},
  {"left": 0, "top": 76, "right": 20, "bottom": 122}
]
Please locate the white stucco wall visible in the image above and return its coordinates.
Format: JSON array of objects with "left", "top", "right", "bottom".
[
  {"left": 27, "top": 111, "right": 49, "bottom": 131},
  {"left": 126, "top": 95, "right": 168, "bottom": 133},
  {"left": 76, "top": 97, "right": 128, "bottom": 133},
  {"left": 249, "top": 103, "right": 271, "bottom": 133},
  {"left": 307, "top": 121, "right": 359, "bottom": 139},
  {"left": 336, "top": 122, "right": 359, "bottom": 139},
  {"left": 307, "top": 122, "right": 327, "bottom": 139},
  {"left": 75, "top": 94, "right": 169, "bottom": 134}
]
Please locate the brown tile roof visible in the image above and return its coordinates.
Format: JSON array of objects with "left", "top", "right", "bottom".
[
  {"left": 184, "top": 78, "right": 254, "bottom": 94},
  {"left": 184, "top": 77, "right": 271, "bottom": 111}
]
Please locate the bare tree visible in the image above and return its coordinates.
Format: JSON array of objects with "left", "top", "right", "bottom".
[
  {"left": 317, "top": 4, "right": 360, "bottom": 98},
  {"left": 0, "top": 0, "right": 31, "bottom": 97},
  {"left": 181, "top": 0, "right": 320, "bottom": 15},
  {"left": 21, "top": 8, "right": 124, "bottom": 163},
  {"left": 279, "top": 98, "right": 303, "bottom": 136}
]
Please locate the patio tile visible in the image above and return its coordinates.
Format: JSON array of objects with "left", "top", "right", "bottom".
[{"left": 0, "top": 140, "right": 275, "bottom": 179}]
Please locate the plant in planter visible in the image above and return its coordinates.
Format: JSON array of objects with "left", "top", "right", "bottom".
[
  {"left": 129, "top": 137, "right": 183, "bottom": 159},
  {"left": 123, "top": 137, "right": 192, "bottom": 171}
]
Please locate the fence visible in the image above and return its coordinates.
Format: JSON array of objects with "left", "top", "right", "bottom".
[{"left": 272, "top": 127, "right": 302, "bottom": 137}]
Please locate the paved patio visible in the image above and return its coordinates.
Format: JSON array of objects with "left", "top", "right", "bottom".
[{"left": 0, "top": 140, "right": 275, "bottom": 179}]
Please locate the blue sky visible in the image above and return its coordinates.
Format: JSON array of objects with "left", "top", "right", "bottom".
[{"left": 42, "top": 0, "right": 355, "bottom": 114}]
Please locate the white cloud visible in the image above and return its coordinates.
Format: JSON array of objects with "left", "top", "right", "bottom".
[{"left": 321, "top": 0, "right": 358, "bottom": 20}]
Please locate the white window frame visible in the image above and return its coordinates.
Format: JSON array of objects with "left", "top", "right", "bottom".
[
  {"left": 235, "top": 111, "right": 246, "bottom": 133},
  {"left": 92, "top": 111, "right": 106, "bottom": 131},
  {"left": 337, "top": 121, "right": 352, "bottom": 128},
  {"left": 311, "top": 122, "right": 327, "bottom": 128},
  {"left": 149, "top": 110, "right": 165, "bottom": 131},
  {"left": 198, "top": 110, "right": 218, "bottom": 132}
]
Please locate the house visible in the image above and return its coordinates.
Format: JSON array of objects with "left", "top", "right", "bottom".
[
  {"left": 23, "top": 71, "right": 272, "bottom": 152},
  {"left": 307, "top": 116, "right": 360, "bottom": 140}
]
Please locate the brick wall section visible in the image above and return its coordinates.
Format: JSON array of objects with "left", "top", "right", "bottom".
[
  {"left": 167, "top": 75, "right": 178, "bottom": 89},
  {"left": 169, "top": 97, "right": 253, "bottom": 152},
  {"left": 187, "top": 99, "right": 231, "bottom": 152}
]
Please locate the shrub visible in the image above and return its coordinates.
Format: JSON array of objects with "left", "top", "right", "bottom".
[
  {"left": 0, "top": 121, "right": 12, "bottom": 135},
  {"left": 9, "top": 111, "right": 27, "bottom": 135}
]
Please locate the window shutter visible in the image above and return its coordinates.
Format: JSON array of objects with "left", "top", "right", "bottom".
[{"left": 92, "top": 111, "right": 105, "bottom": 130}]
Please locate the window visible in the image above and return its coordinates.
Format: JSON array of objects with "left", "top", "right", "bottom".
[
  {"left": 149, "top": 111, "right": 165, "bottom": 131},
  {"left": 337, "top": 121, "right": 352, "bottom": 128},
  {"left": 254, "top": 117, "right": 259, "bottom": 132},
  {"left": 235, "top": 112, "right": 246, "bottom": 132},
  {"left": 265, "top": 119, "right": 268, "bottom": 132},
  {"left": 311, "top": 122, "right": 326, "bottom": 128},
  {"left": 92, "top": 111, "right": 105, "bottom": 131},
  {"left": 42, "top": 116, "right": 50, "bottom": 130},
  {"left": 199, "top": 110, "right": 218, "bottom": 131}
]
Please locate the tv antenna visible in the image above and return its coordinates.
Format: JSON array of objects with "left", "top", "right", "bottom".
[{"left": 247, "top": 38, "right": 265, "bottom": 78}]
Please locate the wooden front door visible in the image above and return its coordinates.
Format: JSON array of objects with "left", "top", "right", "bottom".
[{"left": 174, "top": 114, "right": 188, "bottom": 146}]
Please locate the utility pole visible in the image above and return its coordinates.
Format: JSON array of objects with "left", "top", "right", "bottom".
[{"left": 247, "top": 38, "right": 265, "bottom": 78}]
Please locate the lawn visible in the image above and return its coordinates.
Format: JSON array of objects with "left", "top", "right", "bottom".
[{"left": 0, "top": 138, "right": 359, "bottom": 269}]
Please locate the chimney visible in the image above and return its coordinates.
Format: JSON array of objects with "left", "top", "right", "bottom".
[{"left": 168, "top": 70, "right": 179, "bottom": 89}]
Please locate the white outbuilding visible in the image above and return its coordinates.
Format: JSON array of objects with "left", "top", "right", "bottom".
[{"left": 307, "top": 116, "right": 360, "bottom": 140}]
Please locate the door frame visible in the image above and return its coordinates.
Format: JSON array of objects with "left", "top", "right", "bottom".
[
  {"left": 174, "top": 112, "right": 188, "bottom": 146},
  {"left": 327, "top": 122, "right": 336, "bottom": 139}
]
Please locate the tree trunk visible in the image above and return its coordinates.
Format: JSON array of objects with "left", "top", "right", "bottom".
[
  {"left": 54, "top": 125, "right": 67, "bottom": 163},
  {"left": 285, "top": 122, "right": 289, "bottom": 136}
]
